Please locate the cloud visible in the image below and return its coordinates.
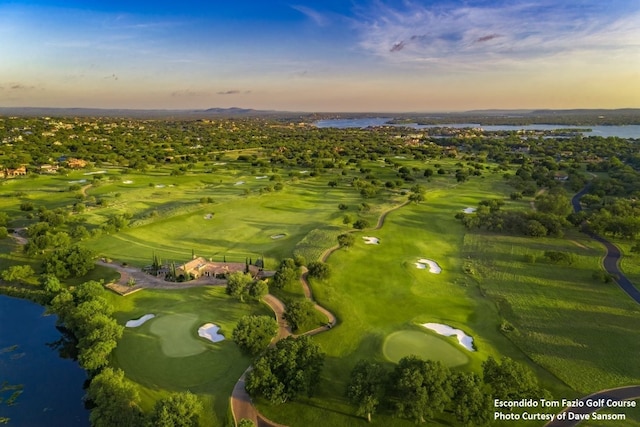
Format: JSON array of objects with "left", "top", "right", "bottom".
[
  {"left": 171, "top": 89, "right": 210, "bottom": 97},
  {"left": 216, "top": 90, "right": 251, "bottom": 95},
  {"left": 291, "top": 5, "right": 329, "bottom": 26},
  {"left": 475, "top": 34, "right": 502, "bottom": 43},
  {"left": 352, "top": 1, "right": 640, "bottom": 70},
  {"left": 1, "top": 83, "right": 35, "bottom": 91},
  {"left": 103, "top": 74, "right": 118, "bottom": 81}
]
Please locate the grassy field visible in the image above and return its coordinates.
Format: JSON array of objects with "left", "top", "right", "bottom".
[
  {"left": 2, "top": 154, "right": 639, "bottom": 426},
  {"left": 105, "top": 286, "right": 272, "bottom": 426}
]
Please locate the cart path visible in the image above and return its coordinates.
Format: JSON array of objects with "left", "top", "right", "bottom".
[
  {"left": 571, "top": 186, "right": 640, "bottom": 304},
  {"left": 545, "top": 386, "right": 640, "bottom": 427},
  {"left": 231, "top": 199, "right": 410, "bottom": 426}
]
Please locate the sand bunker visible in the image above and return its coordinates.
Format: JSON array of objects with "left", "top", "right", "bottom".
[
  {"left": 421, "top": 323, "right": 475, "bottom": 351},
  {"left": 69, "top": 179, "right": 87, "bottom": 184},
  {"left": 363, "top": 236, "right": 380, "bottom": 245},
  {"left": 234, "top": 181, "right": 245, "bottom": 185},
  {"left": 256, "top": 176, "right": 268, "bottom": 179},
  {"left": 462, "top": 207, "right": 477, "bottom": 214},
  {"left": 155, "top": 184, "right": 166, "bottom": 188},
  {"left": 300, "top": 170, "right": 309, "bottom": 174},
  {"left": 126, "top": 314, "right": 155, "bottom": 328},
  {"left": 203, "top": 213, "right": 214, "bottom": 220},
  {"left": 415, "top": 259, "right": 442, "bottom": 273},
  {"left": 198, "top": 323, "right": 225, "bottom": 343},
  {"left": 271, "top": 234, "right": 286, "bottom": 239},
  {"left": 213, "top": 162, "right": 227, "bottom": 165},
  {"left": 122, "top": 180, "right": 133, "bottom": 184},
  {"left": 83, "top": 171, "right": 107, "bottom": 175}
]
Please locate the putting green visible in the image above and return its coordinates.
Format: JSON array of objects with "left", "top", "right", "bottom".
[
  {"left": 383, "top": 330, "right": 470, "bottom": 367},
  {"left": 149, "top": 313, "right": 206, "bottom": 358}
]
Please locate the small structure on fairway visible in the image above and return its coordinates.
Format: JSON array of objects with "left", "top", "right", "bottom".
[
  {"left": 414, "top": 258, "right": 442, "bottom": 273},
  {"left": 421, "top": 323, "right": 475, "bottom": 351},
  {"left": 362, "top": 236, "right": 380, "bottom": 245},
  {"left": 198, "top": 323, "right": 225, "bottom": 343},
  {"left": 462, "top": 207, "right": 477, "bottom": 214},
  {"left": 126, "top": 314, "right": 155, "bottom": 328}
]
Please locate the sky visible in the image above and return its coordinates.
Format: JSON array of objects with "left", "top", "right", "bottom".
[{"left": 0, "top": 0, "right": 639, "bottom": 112}]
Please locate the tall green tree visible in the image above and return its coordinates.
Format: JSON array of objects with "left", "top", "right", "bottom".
[
  {"left": 86, "top": 368, "right": 144, "bottom": 427},
  {"left": 226, "top": 271, "right": 254, "bottom": 302},
  {"left": 346, "top": 360, "right": 387, "bottom": 422},
  {"left": 450, "top": 372, "right": 492, "bottom": 426},
  {"left": 389, "top": 356, "right": 452, "bottom": 423},
  {"left": 245, "top": 336, "right": 324, "bottom": 404},
  {"left": 232, "top": 315, "right": 278, "bottom": 356},
  {"left": 147, "top": 392, "right": 203, "bottom": 427},
  {"left": 283, "top": 298, "right": 316, "bottom": 332},
  {"left": 482, "top": 356, "right": 546, "bottom": 401}
]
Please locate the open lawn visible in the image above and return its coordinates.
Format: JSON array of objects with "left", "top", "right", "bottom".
[{"left": 105, "top": 286, "right": 272, "bottom": 426}]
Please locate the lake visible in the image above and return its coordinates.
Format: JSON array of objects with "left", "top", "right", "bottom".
[
  {"left": 314, "top": 118, "right": 640, "bottom": 138},
  {"left": 0, "top": 295, "right": 89, "bottom": 426}
]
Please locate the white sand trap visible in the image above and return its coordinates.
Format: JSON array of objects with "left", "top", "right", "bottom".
[
  {"left": 204, "top": 213, "right": 214, "bottom": 220},
  {"left": 421, "top": 323, "right": 475, "bottom": 351},
  {"left": 256, "top": 176, "right": 268, "bottom": 179},
  {"left": 69, "top": 179, "right": 87, "bottom": 184},
  {"left": 122, "top": 180, "right": 133, "bottom": 184},
  {"left": 462, "top": 207, "right": 477, "bottom": 214},
  {"left": 83, "top": 171, "right": 107, "bottom": 175},
  {"left": 271, "top": 234, "right": 286, "bottom": 239},
  {"left": 300, "top": 170, "right": 309, "bottom": 174},
  {"left": 155, "top": 184, "right": 166, "bottom": 188},
  {"left": 234, "top": 181, "right": 245, "bottom": 185},
  {"left": 126, "top": 314, "right": 155, "bottom": 328},
  {"left": 394, "top": 155, "right": 406, "bottom": 159},
  {"left": 213, "top": 162, "right": 227, "bottom": 165},
  {"left": 198, "top": 323, "right": 225, "bottom": 343},
  {"left": 363, "top": 236, "right": 380, "bottom": 245},
  {"left": 415, "top": 259, "right": 442, "bottom": 274}
]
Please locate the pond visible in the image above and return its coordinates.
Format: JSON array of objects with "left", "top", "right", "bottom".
[{"left": 0, "top": 295, "right": 89, "bottom": 426}]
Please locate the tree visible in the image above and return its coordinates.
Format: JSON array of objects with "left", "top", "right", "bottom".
[
  {"left": 238, "top": 420, "right": 255, "bottom": 427},
  {"left": 247, "top": 279, "right": 269, "bottom": 300},
  {"left": 307, "top": 261, "right": 331, "bottom": 280},
  {"left": 389, "top": 356, "right": 452, "bottom": 423},
  {"left": 225, "top": 271, "right": 253, "bottom": 302},
  {"left": 245, "top": 336, "right": 324, "bottom": 404},
  {"left": 271, "top": 258, "right": 299, "bottom": 289},
  {"left": 450, "top": 372, "right": 491, "bottom": 426},
  {"left": 86, "top": 368, "right": 144, "bottom": 427},
  {"left": 346, "top": 360, "right": 387, "bottom": 422},
  {"left": 338, "top": 233, "right": 355, "bottom": 248},
  {"left": 232, "top": 315, "right": 278, "bottom": 356},
  {"left": 1, "top": 264, "right": 35, "bottom": 283},
  {"left": 283, "top": 298, "right": 316, "bottom": 332},
  {"left": 0, "top": 226, "right": 7, "bottom": 239},
  {"left": 43, "top": 245, "right": 95, "bottom": 279},
  {"left": 148, "top": 392, "right": 203, "bottom": 427},
  {"left": 482, "top": 356, "right": 546, "bottom": 401},
  {"left": 353, "top": 219, "right": 370, "bottom": 230}
]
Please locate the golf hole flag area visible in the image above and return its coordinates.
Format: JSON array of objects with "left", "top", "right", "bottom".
[{"left": 382, "top": 329, "right": 470, "bottom": 368}]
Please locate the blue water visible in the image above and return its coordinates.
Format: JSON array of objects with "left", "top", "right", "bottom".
[
  {"left": 0, "top": 295, "right": 89, "bottom": 427},
  {"left": 314, "top": 118, "right": 640, "bottom": 138}
]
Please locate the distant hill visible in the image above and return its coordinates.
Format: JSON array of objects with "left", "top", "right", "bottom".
[{"left": 0, "top": 107, "right": 639, "bottom": 125}]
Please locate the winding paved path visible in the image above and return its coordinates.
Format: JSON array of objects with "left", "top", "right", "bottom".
[
  {"left": 571, "top": 186, "right": 640, "bottom": 304},
  {"left": 545, "top": 386, "right": 640, "bottom": 427},
  {"left": 230, "top": 200, "right": 409, "bottom": 426},
  {"left": 543, "top": 187, "right": 640, "bottom": 426}
]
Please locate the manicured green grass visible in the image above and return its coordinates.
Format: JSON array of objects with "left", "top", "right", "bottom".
[
  {"left": 149, "top": 313, "right": 208, "bottom": 358},
  {"left": 382, "top": 329, "right": 470, "bottom": 367},
  {"left": 463, "top": 230, "right": 640, "bottom": 393},
  {"left": 106, "top": 286, "right": 272, "bottom": 426}
]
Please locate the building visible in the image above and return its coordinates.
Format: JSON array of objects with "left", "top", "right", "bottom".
[{"left": 175, "top": 256, "right": 261, "bottom": 280}]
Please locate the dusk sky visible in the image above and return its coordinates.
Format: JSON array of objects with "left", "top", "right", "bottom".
[{"left": 1, "top": 0, "right": 639, "bottom": 112}]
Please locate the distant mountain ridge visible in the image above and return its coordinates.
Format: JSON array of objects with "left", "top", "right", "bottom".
[{"left": 0, "top": 107, "right": 639, "bottom": 125}]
